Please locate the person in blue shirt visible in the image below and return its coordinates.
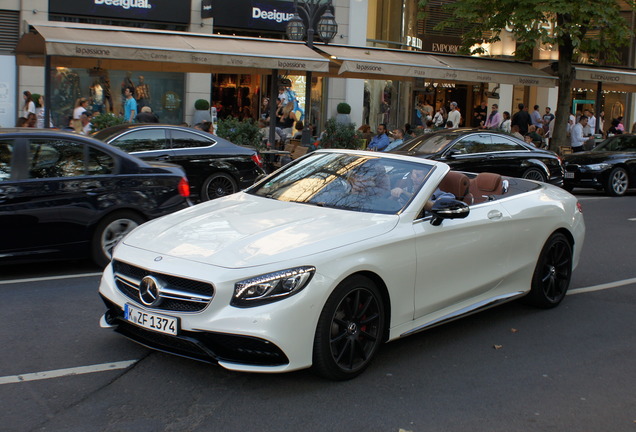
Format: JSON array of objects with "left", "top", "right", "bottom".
[
  {"left": 367, "top": 123, "right": 389, "bottom": 151},
  {"left": 124, "top": 86, "right": 137, "bottom": 123},
  {"left": 384, "top": 128, "right": 405, "bottom": 152}
]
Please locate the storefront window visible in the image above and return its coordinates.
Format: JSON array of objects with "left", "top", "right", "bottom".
[{"left": 49, "top": 67, "right": 185, "bottom": 127}]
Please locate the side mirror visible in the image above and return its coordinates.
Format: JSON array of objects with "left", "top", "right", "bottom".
[
  {"left": 444, "top": 148, "right": 461, "bottom": 159},
  {"left": 430, "top": 198, "right": 470, "bottom": 226}
]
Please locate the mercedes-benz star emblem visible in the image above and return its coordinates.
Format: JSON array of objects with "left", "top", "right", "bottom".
[{"left": 139, "top": 275, "right": 162, "bottom": 307}]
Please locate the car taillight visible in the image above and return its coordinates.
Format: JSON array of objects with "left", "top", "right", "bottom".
[
  {"left": 251, "top": 153, "right": 263, "bottom": 168},
  {"left": 576, "top": 201, "right": 583, "bottom": 213},
  {"left": 178, "top": 177, "right": 190, "bottom": 198}
]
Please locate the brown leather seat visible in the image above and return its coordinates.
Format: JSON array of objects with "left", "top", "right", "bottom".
[
  {"left": 469, "top": 172, "right": 503, "bottom": 204},
  {"left": 438, "top": 171, "right": 471, "bottom": 204}
]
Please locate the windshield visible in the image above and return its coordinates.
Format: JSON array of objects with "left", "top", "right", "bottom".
[
  {"left": 594, "top": 135, "right": 636, "bottom": 152},
  {"left": 248, "top": 152, "right": 434, "bottom": 214},
  {"left": 391, "top": 132, "right": 457, "bottom": 154}
]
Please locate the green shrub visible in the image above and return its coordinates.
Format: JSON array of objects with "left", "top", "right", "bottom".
[
  {"left": 91, "top": 112, "right": 127, "bottom": 131},
  {"left": 194, "top": 99, "right": 210, "bottom": 110},
  {"left": 216, "top": 117, "right": 262, "bottom": 148},
  {"left": 336, "top": 102, "right": 351, "bottom": 114},
  {"left": 320, "top": 117, "right": 361, "bottom": 149}
]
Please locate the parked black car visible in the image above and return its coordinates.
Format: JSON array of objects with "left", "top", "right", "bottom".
[
  {"left": 563, "top": 134, "right": 636, "bottom": 196},
  {"left": 93, "top": 124, "right": 266, "bottom": 202},
  {"left": 0, "top": 129, "right": 190, "bottom": 267},
  {"left": 390, "top": 129, "right": 564, "bottom": 185}
]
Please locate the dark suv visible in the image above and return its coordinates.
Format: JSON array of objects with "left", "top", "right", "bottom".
[{"left": 93, "top": 124, "right": 266, "bottom": 202}]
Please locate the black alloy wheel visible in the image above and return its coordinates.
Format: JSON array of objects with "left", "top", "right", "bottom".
[
  {"left": 201, "top": 172, "right": 238, "bottom": 201},
  {"left": 605, "top": 167, "right": 629, "bottom": 196},
  {"left": 313, "top": 275, "right": 385, "bottom": 380},
  {"left": 522, "top": 167, "right": 547, "bottom": 183},
  {"left": 524, "top": 232, "right": 572, "bottom": 308}
]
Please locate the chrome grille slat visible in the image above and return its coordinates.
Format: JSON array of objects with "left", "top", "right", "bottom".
[{"left": 113, "top": 260, "right": 214, "bottom": 312}]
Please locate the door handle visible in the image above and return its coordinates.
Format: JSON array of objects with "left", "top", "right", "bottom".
[
  {"left": 487, "top": 210, "right": 503, "bottom": 220},
  {"left": 155, "top": 155, "right": 171, "bottom": 161}
]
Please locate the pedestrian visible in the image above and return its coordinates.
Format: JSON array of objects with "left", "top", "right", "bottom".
[
  {"left": 16, "top": 117, "right": 28, "bottom": 127},
  {"left": 607, "top": 118, "right": 622, "bottom": 136},
  {"left": 500, "top": 111, "right": 511, "bottom": 133},
  {"left": 542, "top": 107, "right": 554, "bottom": 134},
  {"left": 433, "top": 107, "right": 446, "bottom": 128},
  {"left": 194, "top": 121, "right": 214, "bottom": 134},
  {"left": 570, "top": 115, "right": 589, "bottom": 152},
  {"left": 510, "top": 125, "right": 524, "bottom": 140},
  {"left": 73, "top": 98, "right": 90, "bottom": 120},
  {"left": 23, "top": 91, "right": 36, "bottom": 118},
  {"left": 384, "top": 128, "right": 405, "bottom": 152},
  {"left": 511, "top": 103, "right": 532, "bottom": 135},
  {"left": 447, "top": 102, "right": 461, "bottom": 128},
  {"left": 135, "top": 106, "right": 159, "bottom": 123},
  {"left": 34, "top": 94, "right": 45, "bottom": 128},
  {"left": 80, "top": 111, "right": 93, "bottom": 135},
  {"left": 26, "top": 112, "right": 37, "bottom": 128},
  {"left": 367, "top": 123, "right": 390, "bottom": 151},
  {"left": 473, "top": 101, "right": 488, "bottom": 127},
  {"left": 123, "top": 86, "right": 137, "bottom": 123},
  {"left": 483, "top": 103, "right": 502, "bottom": 130},
  {"left": 531, "top": 105, "right": 543, "bottom": 128}
]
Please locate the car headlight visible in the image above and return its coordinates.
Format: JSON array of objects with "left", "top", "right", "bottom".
[
  {"left": 585, "top": 163, "right": 611, "bottom": 171},
  {"left": 232, "top": 266, "right": 316, "bottom": 307}
]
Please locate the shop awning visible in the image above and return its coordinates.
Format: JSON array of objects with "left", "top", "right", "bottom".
[
  {"left": 16, "top": 21, "right": 330, "bottom": 74},
  {"left": 573, "top": 65, "right": 636, "bottom": 91},
  {"left": 319, "top": 45, "right": 557, "bottom": 87}
]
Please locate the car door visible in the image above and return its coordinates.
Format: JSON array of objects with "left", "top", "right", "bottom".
[
  {"left": 483, "top": 134, "right": 531, "bottom": 177},
  {"left": 412, "top": 197, "right": 514, "bottom": 320},
  {"left": 109, "top": 128, "right": 173, "bottom": 163},
  {"left": 167, "top": 128, "right": 218, "bottom": 188}
]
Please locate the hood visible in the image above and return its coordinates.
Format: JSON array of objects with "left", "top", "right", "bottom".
[
  {"left": 564, "top": 151, "right": 620, "bottom": 165},
  {"left": 123, "top": 193, "right": 399, "bottom": 268}
]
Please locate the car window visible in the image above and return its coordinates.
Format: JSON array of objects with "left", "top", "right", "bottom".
[
  {"left": 248, "top": 152, "right": 431, "bottom": 214},
  {"left": 170, "top": 130, "right": 214, "bottom": 149},
  {"left": 28, "top": 139, "right": 85, "bottom": 178},
  {"left": 597, "top": 135, "right": 636, "bottom": 152},
  {"left": 451, "top": 134, "right": 492, "bottom": 154},
  {"left": 88, "top": 146, "right": 115, "bottom": 175},
  {"left": 489, "top": 135, "right": 527, "bottom": 152},
  {"left": 110, "top": 129, "right": 168, "bottom": 152},
  {"left": 398, "top": 133, "right": 455, "bottom": 154},
  {"left": 0, "top": 139, "right": 13, "bottom": 181}
]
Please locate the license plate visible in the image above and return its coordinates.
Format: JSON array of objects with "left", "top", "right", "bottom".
[
  {"left": 124, "top": 303, "right": 178, "bottom": 335},
  {"left": 565, "top": 172, "right": 575, "bottom": 179}
]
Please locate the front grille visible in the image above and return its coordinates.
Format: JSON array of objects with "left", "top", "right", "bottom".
[
  {"left": 101, "top": 297, "right": 289, "bottom": 367},
  {"left": 112, "top": 260, "right": 214, "bottom": 312}
]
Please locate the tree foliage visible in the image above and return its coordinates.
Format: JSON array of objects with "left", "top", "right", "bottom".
[{"left": 418, "top": 0, "right": 635, "bottom": 150}]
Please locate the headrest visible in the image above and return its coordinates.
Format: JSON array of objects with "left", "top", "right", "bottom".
[
  {"left": 439, "top": 171, "right": 469, "bottom": 198},
  {"left": 475, "top": 172, "right": 502, "bottom": 192}
]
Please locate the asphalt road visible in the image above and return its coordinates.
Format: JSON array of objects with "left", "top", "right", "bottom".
[{"left": 1, "top": 189, "right": 634, "bottom": 432}]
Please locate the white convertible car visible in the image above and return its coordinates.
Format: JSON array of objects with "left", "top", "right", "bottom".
[{"left": 99, "top": 149, "right": 585, "bottom": 380}]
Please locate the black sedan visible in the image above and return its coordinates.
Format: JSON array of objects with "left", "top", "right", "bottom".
[
  {"left": 0, "top": 129, "right": 190, "bottom": 267},
  {"left": 93, "top": 124, "right": 266, "bottom": 202},
  {"left": 390, "top": 129, "right": 564, "bottom": 185},
  {"left": 563, "top": 134, "right": 636, "bottom": 196}
]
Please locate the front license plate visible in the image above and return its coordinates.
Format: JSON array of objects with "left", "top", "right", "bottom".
[
  {"left": 564, "top": 172, "right": 575, "bottom": 179},
  {"left": 124, "top": 303, "right": 178, "bottom": 335}
]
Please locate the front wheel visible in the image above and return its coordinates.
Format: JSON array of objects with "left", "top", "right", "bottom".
[
  {"left": 523, "top": 233, "right": 572, "bottom": 309},
  {"left": 92, "top": 211, "right": 145, "bottom": 267},
  {"left": 201, "top": 173, "right": 238, "bottom": 201},
  {"left": 604, "top": 167, "right": 629, "bottom": 196},
  {"left": 522, "top": 167, "right": 547, "bottom": 183},
  {"left": 312, "top": 275, "right": 385, "bottom": 380}
]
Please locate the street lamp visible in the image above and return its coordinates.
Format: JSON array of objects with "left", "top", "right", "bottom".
[{"left": 286, "top": 0, "right": 338, "bottom": 144}]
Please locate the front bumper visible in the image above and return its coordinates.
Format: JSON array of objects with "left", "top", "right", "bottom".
[
  {"left": 98, "top": 248, "right": 327, "bottom": 373},
  {"left": 563, "top": 169, "right": 606, "bottom": 189}
]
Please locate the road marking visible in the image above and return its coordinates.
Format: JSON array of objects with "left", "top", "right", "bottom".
[
  {"left": 629, "top": 218, "right": 636, "bottom": 221},
  {"left": 0, "top": 360, "right": 138, "bottom": 385},
  {"left": 0, "top": 272, "right": 102, "bottom": 285},
  {"left": 568, "top": 277, "right": 636, "bottom": 295}
]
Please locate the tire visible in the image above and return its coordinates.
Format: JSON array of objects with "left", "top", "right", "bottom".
[
  {"left": 201, "top": 172, "right": 238, "bottom": 201},
  {"left": 523, "top": 233, "right": 572, "bottom": 309},
  {"left": 604, "top": 167, "right": 629, "bottom": 196},
  {"left": 312, "top": 275, "right": 385, "bottom": 380},
  {"left": 92, "top": 211, "right": 145, "bottom": 268},
  {"left": 522, "top": 167, "right": 547, "bottom": 183}
]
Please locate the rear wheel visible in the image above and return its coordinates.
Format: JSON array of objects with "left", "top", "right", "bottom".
[
  {"left": 522, "top": 167, "right": 547, "bottom": 182},
  {"left": 604, "top": 167, "right": 628, "bottom": 196},
  {"left": 92, "top": 211, "right": 144, "bottom": 268},
  {"left": 524, "top": 233, "right": 572, "bottom": 308},
  {"left": 312, "top": 275, "right": 385, "bottom": 380},
  {"left": 201, "top": 173, "right": 238, "bottom": 201}
]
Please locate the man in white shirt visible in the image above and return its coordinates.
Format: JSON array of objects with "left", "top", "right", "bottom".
[
  {"left": 570, "top": 115, "right": 588, "bottom": 152},
  {"left": 447, "top": 102, "right": 461, "bottom": 128}
]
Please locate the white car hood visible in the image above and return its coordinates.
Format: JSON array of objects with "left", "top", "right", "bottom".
[{"left": 123, "top": 193, "right": 399, "bottom": 268}]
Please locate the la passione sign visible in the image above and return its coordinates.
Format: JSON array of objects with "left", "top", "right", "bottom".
[{"left": 49, "top": 0, "right": 191, "bottom": 24}]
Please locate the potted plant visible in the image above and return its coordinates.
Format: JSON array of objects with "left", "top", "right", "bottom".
[
  {"left": 320, "top": 117, "right": 361, "bottom": 149},
  {"left": 335, "top": 102, "right": 352, "bottom": 124},
  {"left": 192, "top": 99, "right": 211, "bottom": 125},
  {"left": 91, "top": 112, "right": 127, "bottom": 131},
  {"left": 216, "top": 117, "right": 262, "bottom": 149}
]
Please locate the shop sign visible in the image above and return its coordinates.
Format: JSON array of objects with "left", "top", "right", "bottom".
[
  {"left": 423, "top": 35, "right": 462, "bottom": 54},
  {"left": 48, "top": 0, "right": 191, "bottom": 24},
  {"left": 405, "top": 35, "right": 422, "bottom": 50},
  {"left": 201, "top": 0, "right": 312, "bottom": 32}
]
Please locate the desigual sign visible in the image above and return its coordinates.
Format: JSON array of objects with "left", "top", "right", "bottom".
[{"left": 49, "top": 0, "right": 191, "bottom": 24}]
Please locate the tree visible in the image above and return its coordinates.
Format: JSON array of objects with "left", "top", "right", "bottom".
[{"left": 418, "top": 0, "right": 635, "bottom": 151}]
